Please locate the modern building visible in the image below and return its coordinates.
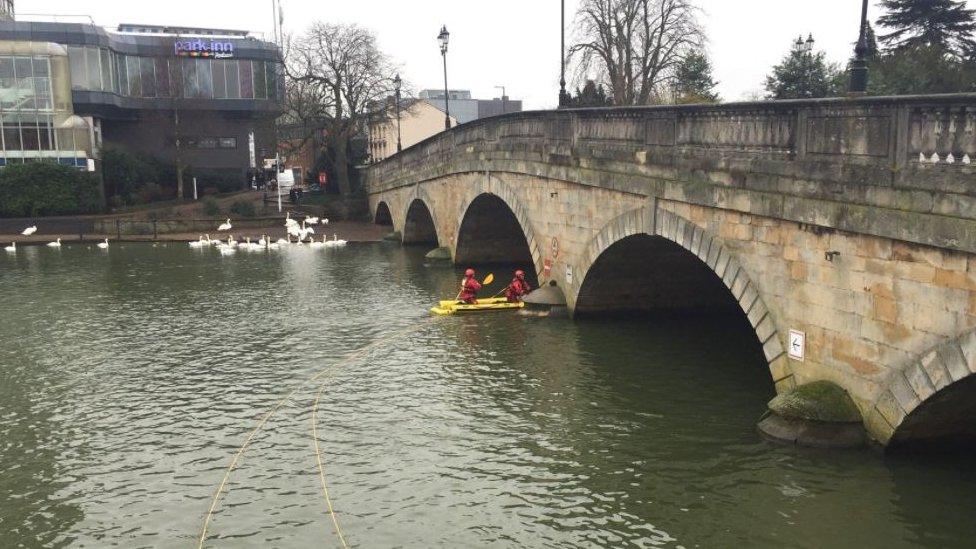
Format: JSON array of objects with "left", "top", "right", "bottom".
[
  {"left": 368, "top": 99, "right": 457, "bottom": 162},
  {"left": 419, "top": 89, "right": 522, "bottom": 125},
  {"left": 0, "top": 15, "right": 282, "bottom": 188}
]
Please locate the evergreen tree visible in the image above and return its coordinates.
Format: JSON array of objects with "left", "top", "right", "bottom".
[
  {"left": 567, "top": 80, "right": 613, "bottom": 107},
  {"left": 764, "top": 37, "right": 843, "bottom": 99},
  {"left": 672, "top": 50, "right": 720, "bottom": 103},
  {"left": 868, "top": 44, "right": 976, "bottom": 94},
  {"left": 877, "top": 0, "right": 976, "bottom": 57}
]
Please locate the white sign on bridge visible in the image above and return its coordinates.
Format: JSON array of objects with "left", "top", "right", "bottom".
[{"left": 788, "top": 329, "right": 805, "bottom": 362}]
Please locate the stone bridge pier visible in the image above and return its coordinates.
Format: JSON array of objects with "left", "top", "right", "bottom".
[{"left": 365, "top": 94, "right": 976, "bottom": 450}]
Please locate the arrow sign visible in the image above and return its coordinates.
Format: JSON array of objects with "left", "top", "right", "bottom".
[{"left": 788, "top": 329, "right": 805, "bottom": 362}]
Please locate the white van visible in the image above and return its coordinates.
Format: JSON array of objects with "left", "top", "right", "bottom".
[{"left": 277, "top": 167, "right": 295, "bottom": 190}]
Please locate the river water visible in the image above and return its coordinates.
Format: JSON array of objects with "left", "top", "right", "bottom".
[{"left": 1, "top": 242, "right": 975, "bottom": 548}]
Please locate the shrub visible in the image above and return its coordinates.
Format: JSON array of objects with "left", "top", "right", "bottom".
[
  {"left": 0, "top": 162, "right": 102, "bottom": 217},
  {"left": 201, "top": 197, "right": 220, "bottom": 216},
  {"left": 133, "top": 182, "right": 171, "bottom": 205},
  {"left": 229, "top": 200, "right": 256, "bottom": 218}
]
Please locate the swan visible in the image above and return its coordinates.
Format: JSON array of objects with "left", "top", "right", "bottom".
[
  {"left": 323, "top": 218, "right": 330, "bottom": 225},
  {"left": 47, "top": 238, "right": 62, "bottom": 248},
  {"left": 4, "top": 242, "right": 15, "bottom": 252},
  {"left": 189, "top": 235, "right": 206, "bottom": 248},
  {"left": 306, "top": 216, "right": 320, "bottom": 225},
  {"left": 333, "top": 234, "right": 347, "bottom": 247},
  {"left": 276, "top": 235, "right": 290, "bottom": 245},
  {"left": 97, "top": 238, "right": 109, "bottom": 249},
  {"left": 309, "top": 236, "right": 325, "bottom": 248},
  {"left": 217, "top": 218, "right": 232, "bottom": 231},
  {"left": 21, "top": 225, "right": 37, "bottom": 236},
  {"left": 258, "top": 235, "right": 268, "bottom": 246},
  {"left": 227, "top": 235, "right": 237, "bottom": 248}
]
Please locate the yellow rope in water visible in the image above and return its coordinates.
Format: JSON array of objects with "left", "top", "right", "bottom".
[
  {"left": 312, "top": 383, "right": 348, "bottom": 548},
  {"left": 197, "top": 319, "right": 433, "bottom": 548}
]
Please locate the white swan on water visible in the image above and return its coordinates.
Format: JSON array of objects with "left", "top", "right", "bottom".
[
  {"left": 4, "top": 242, "right": 15, "bottom": 252},
  {"left": 47, "top": 238, "right": 62, "bottom": 247},
  {"left": 97, "top": 238, "right": 109, "bottom": 249},
  {"left": 309, "top": 236, "right": 325, "bottom": 248},
  {"left": 306, "top": 216, "right": 320, "bottom": 225},
  {"left": 217, "top": 218, "right": 232, "bottom": 231},
  {"left": 21, "top": 226, "right": 37, "bottom": 236},
  {"left": 189, "top": 235, "right": 207, "bottom": 248}
]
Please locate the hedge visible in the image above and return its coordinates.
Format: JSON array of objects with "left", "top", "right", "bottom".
[{"left": 0, "top": 163, "right": 102, "bottom": 218}]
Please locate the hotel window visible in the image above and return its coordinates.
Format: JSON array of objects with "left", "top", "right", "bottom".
[
  {"left": 182, "top": 59, "right": 213, "bottom": 99},
  {"left": 126, "top": 56, "right": 142, "bottom": 97},
  {"left": 0, "top": 114, "right": 56, "bottom": 153},
  {"left": 197, "top": 137, "right": 216, "bottom": 149},
  {"left": 0, "top": 56, "right": 53, "bottom": 112},
  {"left": 85, "top": 47, "right": 101, "bottom": 91},
  {"left": 253, "top": 61, "right": 267, "bottom": 100},
  {"left": 140, "top": 57, "right": 156, "bottom": 98},
  {"left": 218, "top": 137, "right": 237, "bottom": 149},
  {"left": 211, "top": 59, "right": 227, "bottom": 98},
  {"left": 239, "top": 60, "right": 253, "bottom": 99},
  {"left": 100, "top": 49, "right": 113, "bottom": 92},
  {"left": 115, "top": 54, "right": 128, "bottom": 96},
  {"left": 68, "top": 46, "right": 86, "bottom": 90},
  {"left": 225, "top": 59, "right": 240, "bottom": 99},
  {"left": 155, "top": 58, "right": 170, "bottom": 97}
]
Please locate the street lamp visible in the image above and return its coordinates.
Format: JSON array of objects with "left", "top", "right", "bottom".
[
  {"left": 495, "top": 85, "right": 506, "bottom": 115},
  {"left": 559, "top": 0, "right": 568, "bottom": 107},
  {"left": 438, "top": 25, "right": 451, "bottom": 130},
  {"left": 849, "top": 0, "right": 870, "bottom": 95},
  {"left": 393, "top": 73, "right": 403, "bottom": 153}
]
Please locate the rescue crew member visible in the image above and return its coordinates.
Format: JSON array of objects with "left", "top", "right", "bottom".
[
  {"left": 459, "top": 268, "right": 482, "bottom": 304},
  {"left": 505, "top": 269, "right": 532, "bottom": 302}
]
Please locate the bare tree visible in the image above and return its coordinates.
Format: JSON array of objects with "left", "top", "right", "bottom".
[
  {"left": 570, "top": 0, "right": 703, "bottom": 106},
  {"left": 284, "top": 23, "right": 398, "bottom": 195}
]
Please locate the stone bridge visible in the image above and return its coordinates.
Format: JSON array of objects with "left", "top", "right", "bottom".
[{"left": 363, "top": 94, "right": 976, "bottom": 449}]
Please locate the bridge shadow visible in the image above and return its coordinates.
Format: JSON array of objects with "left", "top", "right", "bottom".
[
  {"left": 455, "top": 194, "right": 536, "bottom": 284},
  {"left": 889, "top": 375, "right": 976, "bottom": 452},
  {"left": 374, "top": 201, "right": 393, "bottom": 226},
  {"left": 575, "top": 233, "right": 770, "bottom": 380},
  {"left": 402, "top": 199, "right": 438, "bottom": 245}
]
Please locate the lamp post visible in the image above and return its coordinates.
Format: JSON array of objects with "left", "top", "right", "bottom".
[
  {"left": 558, "top": 0, "right": 568, "bottom": 107},
  {"left": 438, "top": 25, "right": 451, "bottom": 130},
  {"left": 495, "top": 85, "right": 506, "bottom": 115},
  {"left": 393, "top": 73, "right": 403, "bottom": 153},
  {"left": 849, "top": 0, "right": 870, "bottom": 95}
]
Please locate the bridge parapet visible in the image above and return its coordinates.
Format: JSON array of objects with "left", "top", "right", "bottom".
[{"left": 366, "top": 94, "right": 976, "bottom": 254}]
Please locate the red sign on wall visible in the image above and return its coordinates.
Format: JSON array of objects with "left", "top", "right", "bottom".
[
  {"left": 543, "top": 258, "right": 552, "bottom": 278},
  {"left": 318, "top": 172, "right": 328, "bottom": 185}
]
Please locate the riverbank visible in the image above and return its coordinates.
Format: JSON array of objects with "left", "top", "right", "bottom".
[{"left": 0, "top": 220, "right": 390, "bottom": 245}]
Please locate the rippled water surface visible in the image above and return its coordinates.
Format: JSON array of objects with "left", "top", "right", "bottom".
[{"left": 2, "top": 242, "right": 976, "bottom": 548}]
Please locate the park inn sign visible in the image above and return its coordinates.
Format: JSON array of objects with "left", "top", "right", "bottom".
[{"left": 174, "top": 39, "right": 234, "bottom": 59}]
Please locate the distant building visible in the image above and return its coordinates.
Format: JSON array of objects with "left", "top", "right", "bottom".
[
  {"left": 419, "top": 88, "right": 522, "bottom": 125},
  {"left": 368, "top": 98, "right": 456, "bottom": 162},
  {"left": 0, "top": 17, "right": 281, "bottom": 181},
  {"left": 0, "top": 1, "right": 12, "bottom": 22}
]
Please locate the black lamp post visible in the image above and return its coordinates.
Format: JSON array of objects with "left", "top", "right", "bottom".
[
  {"left": 849, "top": 0, "right": 870, "bottom": 95},
  {"left": 559, "top": 0, "right": 568, "bottom": 107},
  {"left": 438, "top": 25, "right": 451, "bottom": 130},
  {"left": 393, "top": 73, "right": 403, "bottom": 153}
]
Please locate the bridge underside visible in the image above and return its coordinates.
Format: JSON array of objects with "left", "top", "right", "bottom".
[
  {"left": 889, "top": 371, "right": 976, "bottom": 451},
  {"left": 403, "top": 199, "right": 437, "bottom": 245},
  {"left": 576, "top": 234, "right": 741, "bottom": 317},
  {"left": 455, "top": 194, "right": 534, "bottom": 268}
]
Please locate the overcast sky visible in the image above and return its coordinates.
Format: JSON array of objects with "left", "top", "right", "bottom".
[{"left": 16, "top": 1, "right": 976, "bottom": 108}]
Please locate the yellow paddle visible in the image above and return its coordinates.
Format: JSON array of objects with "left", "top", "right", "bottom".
[{"left": 455, "top": 273, "right": 494, "bottom": 302}]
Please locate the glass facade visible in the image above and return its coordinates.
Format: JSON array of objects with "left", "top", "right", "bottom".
[
  {"left": 66, "top": 45, "right": 282, "bottom": 101},
  {"left": 0, "top": 55, "right": 59, "bottom": 154}
]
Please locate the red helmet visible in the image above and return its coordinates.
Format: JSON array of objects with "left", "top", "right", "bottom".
[
  {"left": 465, "top": 268, "right": 475, "bottom": 277},
  {"left": 515, "top": 269, "right": 525, "bottom": 278}
]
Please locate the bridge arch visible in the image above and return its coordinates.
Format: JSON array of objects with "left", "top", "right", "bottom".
[
  {"left": 869, "top": 330, "right": 976, "bottom": 450},
  {"left": 454, "top": 178, "right": 542, "bottom": 274},
  {"left": 571, "top": 205, "right": 794, "bottom": 391},
  {"left": 402, "top": 198, "right": 439, "bottom": 245},
  {"left": 373, "top": 201, "right": 393, "bottom": 226}
]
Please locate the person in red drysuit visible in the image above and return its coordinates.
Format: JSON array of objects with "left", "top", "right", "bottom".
[
  {"left": 459, "top": 268, "right": 482, "bottom": 304},
  {"left": 505, "top": 269, "right": 532, "bottom": 302}
]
